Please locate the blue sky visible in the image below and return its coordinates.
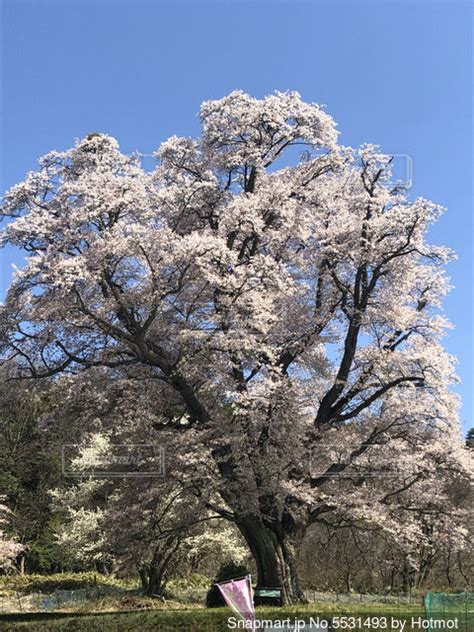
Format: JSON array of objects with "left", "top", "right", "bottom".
[{"left": 1, "top": 0, "right": 472, "bottom": 431}]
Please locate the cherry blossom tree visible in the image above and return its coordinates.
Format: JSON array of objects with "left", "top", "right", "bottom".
[{"left": 1, "top": 91, "right": 471, "bottom": 603}]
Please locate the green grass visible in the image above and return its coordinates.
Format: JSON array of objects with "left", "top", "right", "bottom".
[
  {"left": 1, "top": 576, "right": 471, "bottom": 631},
  {"left": 166, "top": 574, "right": 210, "bottom": 591},
  {"left": 0, "top": 572, "right": 135, "bottom": 596},
  {"left": 0, "top": 602, "right": 433, "bottom": 631}
]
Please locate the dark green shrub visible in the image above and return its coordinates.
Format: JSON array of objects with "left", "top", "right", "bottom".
[{"left": 206, "top": 562, "right": 250, "bottom": 608}]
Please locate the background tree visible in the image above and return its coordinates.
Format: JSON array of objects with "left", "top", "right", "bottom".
[
  {"left": 466, "top": 428, "right": 474, "bottom": 448},
  {"left": 0, "top": 369, "right": 66, "bottom": 573}
]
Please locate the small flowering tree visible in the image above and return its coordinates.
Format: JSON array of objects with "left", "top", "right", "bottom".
[
  {"left": 49, "top": 441, "right": 112, "bottom": 572},
  {"left": 1, "top": 91, "right": 471, "bottom": 602}
]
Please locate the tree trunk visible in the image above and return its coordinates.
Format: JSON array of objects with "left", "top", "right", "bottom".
[
  {"left": 345, "top": 570, "right": 352, "bottom": 593},
  {"left": 139, "top": 564, "right": 166, "bottom": 596},
  {"left": 139, "top": 567, "right": 149, "bottom": 592},
  {"left": 401, "top": 558, "right": 413, "bottom": 594},
  {"left": 139, "top": 538, "right": 181, "bottom": 597},
  {"left": 147, "top": 564, "right": 166, "bottom": 596},
  {"left": 389, "top": 567, "right": 396, "bottom": 593},
  {"left": 237, "top": 516, "right": 307, "bottom": 605}
]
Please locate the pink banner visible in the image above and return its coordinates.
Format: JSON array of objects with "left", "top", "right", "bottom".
[{"left": 216, "top": 575, "right": 255, "bottom": 628}]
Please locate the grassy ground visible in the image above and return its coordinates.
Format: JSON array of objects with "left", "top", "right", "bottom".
[
  {"left": 0, "top": 572, "right": 210, "bottom": 597},
  {"left": 0, "top": 602, "right": 438, "bottom": 632},
  {"left": 0, "top": 573, "right": 135, "bottom": 596},
  {"left": 0, "top": 574, "right": 471, "bottom": 631}
]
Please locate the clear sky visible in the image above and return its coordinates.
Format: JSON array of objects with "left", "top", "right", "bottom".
[{"left": 1, "top": 0, "right": 472, "bottom": 431}]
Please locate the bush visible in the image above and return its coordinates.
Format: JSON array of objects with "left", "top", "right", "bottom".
[
  {"left": 206, "top": 562, "right": 250, "bottom": 608},
  {"left": 166, "top": 573, "right": 210, "bottom": 591},
  {"left": 0, "top": 572, "right": 134, "bottom": 595}
]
